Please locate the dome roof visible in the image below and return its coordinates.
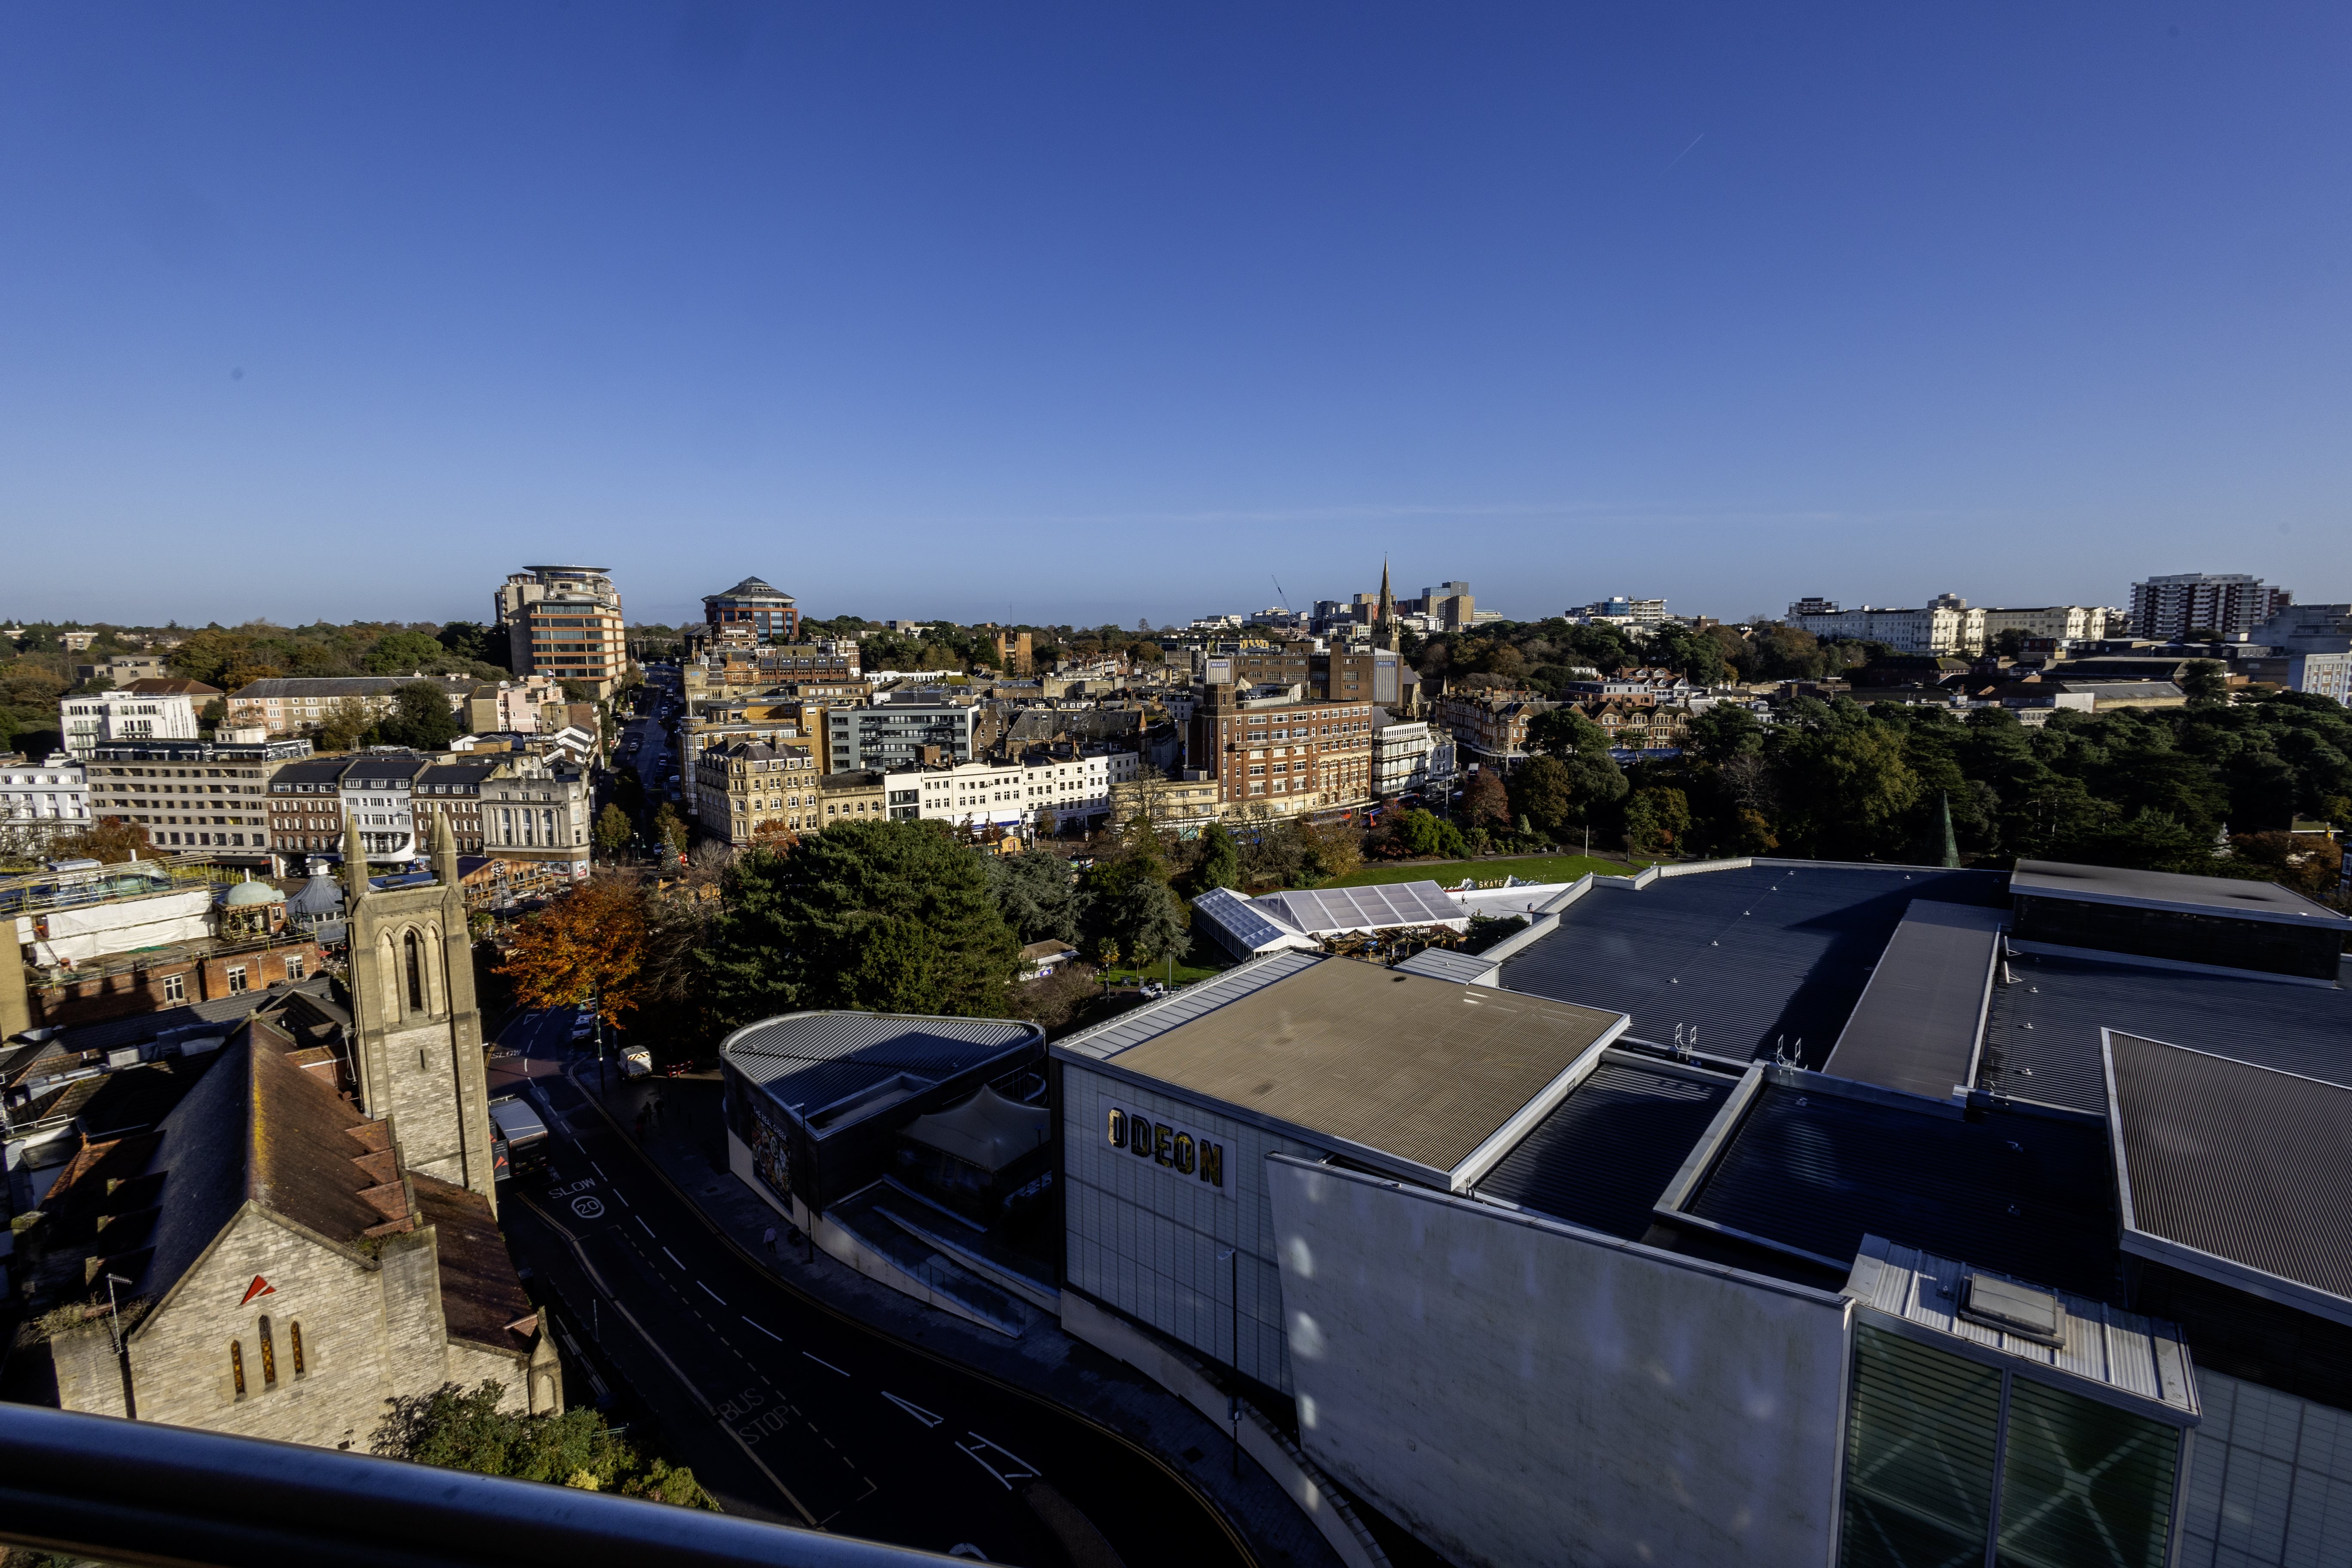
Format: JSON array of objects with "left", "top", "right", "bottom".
[{"left": 222, "top": 881, "right": 287, "bottom": 907}]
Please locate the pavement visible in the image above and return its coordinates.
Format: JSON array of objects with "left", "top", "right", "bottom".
[{"left": 488, "top": 1011, "right": 1346, "bottom": 1568}]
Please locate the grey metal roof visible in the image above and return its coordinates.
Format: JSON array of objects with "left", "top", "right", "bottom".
[
  {"left": 1820, "top": 902, "right": 2006, "bottom": 1101},
  {"left": 1978, "top": 950, "right": 2352, "bottom": 1112},
  {"left": 2105, "top": 1032, "right": 2352, "bottom": 1327},
  {"left": 1189, "top": 888, "right": 1306, "bottom": 956},
  {"left": 1394, "top": 947, "right": 1500, "bottom": 984},
  {"left": 1473, "top": 1054, "right": 1736, "bottom": 1239},
  {"left": 1054, "top": 949, "right": 1323, "bottom": 1062},
  {"left": 1253, "top": 880, "right": 1467, "bottom": 935},
  {"left": 1669, "top": 1073, "right": 2120, "bottom": 1298},
  {"left": 2011, "top": 858, "right": 2351, "bottom": 929},
  {"left": 721, "top": 1012, "right": 1041, "bottom": 1129},
  {"left": 1843, "top": 1236, "right": 2198, "bottom": 1420},
  {"left": 1498, "top": 864, "right": 2008, "bottom": 1066}
]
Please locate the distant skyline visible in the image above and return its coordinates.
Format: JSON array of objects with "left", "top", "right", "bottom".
[{"left": 5, "top": 5, "right": 2348, "bottom": 628}]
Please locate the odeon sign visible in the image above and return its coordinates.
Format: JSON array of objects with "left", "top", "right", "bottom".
[{"left": 1103, "top": 1100, "right": 1230, "bottom": 1198}]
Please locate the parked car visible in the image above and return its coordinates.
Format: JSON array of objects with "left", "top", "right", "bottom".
[{"left": 570, "top": 1011, "right": 595, "bottom": 1040}]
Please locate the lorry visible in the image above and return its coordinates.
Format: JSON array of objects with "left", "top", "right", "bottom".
[{"left": 488, "top": 1095, "right": 551, "bottom": 1181}]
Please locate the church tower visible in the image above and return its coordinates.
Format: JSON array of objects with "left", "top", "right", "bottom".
[
  {"left": 1375, "top": 558, "right": 1401, "bottom": 652},
  {"left": 342, "top": 814, "right": 496, "bottom": 1211}
]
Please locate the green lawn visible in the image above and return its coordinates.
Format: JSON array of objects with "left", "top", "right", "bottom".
[
  {"left": 1317, "top": 852, "right": 1656, "bottom": 890},
  {"left": 1097, "top": 959, "right": 1226, "bottom": 988}
]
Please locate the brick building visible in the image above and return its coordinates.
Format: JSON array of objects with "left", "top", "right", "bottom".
[
  {"left": 1185, "top": 683, "right": 1375, "bottom": 816},
  {"left": 1433, "top": 690, "right": 1559, "bottom": 772}
]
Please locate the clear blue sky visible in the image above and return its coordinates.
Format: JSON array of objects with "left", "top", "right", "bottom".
[{"left": 4, "top": 3, "right": 2347, "bottom": 630}]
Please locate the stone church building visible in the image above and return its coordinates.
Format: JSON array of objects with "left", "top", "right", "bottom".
[{"left": 25, "top": 815, "right": 559, "bottom": 1447}]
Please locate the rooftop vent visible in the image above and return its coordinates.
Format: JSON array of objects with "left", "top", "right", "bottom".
[{"left": 1960, "top": 1271, "right": 2065, "bottom": 1347}]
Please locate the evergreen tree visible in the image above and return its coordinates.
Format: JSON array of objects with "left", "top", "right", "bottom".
[{"left": 699, "top": 822, "right": 1021, "bottom": 1023}]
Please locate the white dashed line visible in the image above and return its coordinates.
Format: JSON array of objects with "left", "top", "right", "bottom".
[
  {"left": 664, "top": 1246, "right": 685, "bottom": 1268},
  {"left": 698, "top": 1280, "right": 725, "bottom": 1305},
  {"left": 636, "top": 1216, "right": 655, "bottom": 1237},
  {"left": 743, "top": 1317, "right": 782, "bottom": 1342},
  {"left": 591, "top": 1161, "right": 608, "bottom": 1180},
  {"left": 802, "top": 1353, "right": 848, "bottom": 1377}
]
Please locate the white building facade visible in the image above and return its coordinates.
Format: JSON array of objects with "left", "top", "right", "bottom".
[
  {"left": 0, "top": 755, "right": 90, "bottom": 849},
  {"left": 59, "top": 684, "right": 205, "bottom": 759},
  {"left": 1788, "top": 600, "right": 1985, "bottom": 655},
  {"left": 1370, "top": 720, "right": 1435, "bottom": 798},
  {"left": 890, "top": 749, "right": 1139, "bottom": 833}
]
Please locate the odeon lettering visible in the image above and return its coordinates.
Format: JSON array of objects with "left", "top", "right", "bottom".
[{"left": 1102, "top": 1099, "right": 1229, "bottom": 1197}]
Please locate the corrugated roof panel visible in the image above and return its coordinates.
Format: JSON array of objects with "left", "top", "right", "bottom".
[
  {"left": 1256, "top": 880, "right": 1464, "bottom": 935},
  {"left": 1474, "top": 1058, "right": 1733, "bottom": 1239},
  {"left": 1054, "top": 950, "right": 1323, "bottom": 1062},
  {"left": 1842, "top": 1236, "right": 2197, "bottom": 1418},
  {"left": 1980, "top": 951, "right": 2352, "bottom": 1113},
  {"left": 1191, "top": 887, "right": 1298, "bottom": 954},
  {"left": 2107, "top": 1032, "right": 2352, "bottom": 1314},
  {"left": 1499, "top": 865, "right": 2008, "bottom": 1065},
  {"left": 1395, "top": 948, "right": 1499, "bottom": 984}
]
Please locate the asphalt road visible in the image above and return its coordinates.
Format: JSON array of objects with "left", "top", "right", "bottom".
[{"left": 488, "top": 1014, "right": 1251, "bottom": 1568}]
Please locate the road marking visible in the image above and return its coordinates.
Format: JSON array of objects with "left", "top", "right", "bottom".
[
  {"left": 882, "top": 1391, "right": 943, "bottom": 1428},
  {"left": 591, "top": 1160, "right": 608, "bottom": 1180},
  {"left": 611, "top": 1189, "right": 629, "bottom": 1207},
  {"left": 967, "top": 1432, "right": 1040, "bottom": 1480},
  {"left": 663, "top": 1246, "right": 685, "bottom": 1268},
  {"left": 803, "top": 1352, "right": 849, "bottom": 1377},
  {"left": 636, "top": 1216, "right": 655, "bottom": 1236},
  {"left": 743, "top": 1316, "right": 782, "bottom": 1342},
  {"left": 956, "top": 1442, "right": 1012, "bottom": 1490},
  {"left": 698, "top": 1280, "right": 725, "bottom": 1305}
]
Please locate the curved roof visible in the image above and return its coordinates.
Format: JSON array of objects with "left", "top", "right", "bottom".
[
  {"left": 221, "top": 881, "right": 286, "bottom": 906},
  {"left": 706, "top": 576, "right": 796, "bottom": 604}
]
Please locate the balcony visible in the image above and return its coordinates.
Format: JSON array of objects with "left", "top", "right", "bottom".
[{"left": 0, "top": 1402, "right": 952, "bottom": 1567}]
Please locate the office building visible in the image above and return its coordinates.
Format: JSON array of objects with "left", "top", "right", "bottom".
[
  {"left": 493, "top": 565, "right": 626, "bottom": 698},
  {"left": 79, "top": 738, "right": 311, "bottom": 858},
  {"left": 2129, "top": 572, "right": 2292, "bottom": 640},
  {"left": 888, "top": 749, "right": 1138, "bottom": 834},
  {"left": 2245, "top": 603, "right": 2352, "bottom": 705},
  {"left": 1183, "top": 681, "right": 1375, "bottom": 817},
  {"left": 1368, "top": 719, "right": 1434, "bottom": 798},
  {"left": 1565, "top": 595, "right": 1667, "bottom": 628},
  {"left": 826, "top": 701, "right": 979, "bottom": 772},
  {"left": 59, "top": 680, "right": 216, "bottom": 760},
  {"left": 1787, "top": 597, "right": 1986, "bottom": 655},
  {"left": 701, "top": 575, "right": 800, "bottom": 644}
]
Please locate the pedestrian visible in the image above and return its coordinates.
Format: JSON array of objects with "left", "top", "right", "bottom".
[
  {"left": 762, "top": 1226, "right": 777, "bottom": 1255},
  {"left": 635, "top": 1109, "right": 648, "bottom": 1140},
  {"left": 651, "top": 1095, "right": 664, "bottom": 1127}
]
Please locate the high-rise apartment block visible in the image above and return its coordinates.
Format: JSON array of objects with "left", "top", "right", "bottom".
[
  {"left": 2128, "top": 573, "right": 2291, "bottom": 640},
  {"left": 493, "top": 565, "right": 626, "bottom": 698}
]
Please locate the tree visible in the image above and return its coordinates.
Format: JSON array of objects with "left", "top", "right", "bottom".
[
  {"left": 699, "top": 822, "right": 1021, "bottom": 1023},
  {"left": 374, "top": 682, "right": 462, "bottom": 750},
  {"left": 54, "top": 817, "right": 150, "bottom": 864},
  {"left": 1396, "top": 808, "right": 1467, "bottom": 859},
  {"left": 593, "top": 803, "right": 633, "bottom": 857},
  {"left": 1624, "top": 787, "right": 1692, "bottom": 856},
  {"left": 374, "top": 1380, "right": 715, "bottom": 1509},
  {"left": 1523, "top": 708, "right": 1630, "bottom": 820},
  {"left": 986, "top": 851, "right": 1087, "bottom": 943},
  {"left": 495, "top": 878, "right": 648, "bottom": 1026},
  {"left": 1296, "top": 819, "right": 1362, "bottom": 882},
  {"left": 1681, "top": 704, "right": 1764, "bottom": 764},
  {"left": 651, "top": 803, "right": 689, "bottom": 858},
  {"left": 438, "top": 622, "right": 492, "bottom": 663},
  {"left": 1508, "top": 755, "right": 1577, "bottom": 837},
  {"left": 315, "top": 697, "right": 373, "bottom": 753},
  {"left": 363, "top": 631, "right": 445, "bottom": 675},
  {"left": 1190, "top": 823, "right": 1242, "bottom": 894},
  {"left": 2180, "top": 660, "right": 2228, "bottom": 704},
  {"left": 1461, "top": 769, "right": 1511, "bottom": 832}
]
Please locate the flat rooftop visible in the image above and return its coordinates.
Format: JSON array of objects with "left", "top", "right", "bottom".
[
  {"left": 2107, "top": 1032, "right": 2352, "bottom": 1327},
  {"left": 1472, "top": 1051, "right": 1739, "bottom": 1240},
  {"left": 1981, "top": 950, "right": 2352, "bottom": 1114},
  {"left": 1820, "top": 901, "right": 2008, "bottom": 1100},
  {"left": 2010, "top": 858, "right": 2352, "bottom": 929},
  {"left": 1663, "top": 1071, "right": 2120, "bottom": 1298},
  {"left": 1057, "top": 954, "right": 1625, "bottom": 1186},
  {"left": 722, "top": 1013, "right": 1041, "bottom": 1130},
  {"left": 1498, "top": 864, "right": 2007, "bottom": 1066}
]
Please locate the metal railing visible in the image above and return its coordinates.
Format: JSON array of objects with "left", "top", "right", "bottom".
[{"left": 0, "top": 1402, "right": 954, "bottom": 1568}]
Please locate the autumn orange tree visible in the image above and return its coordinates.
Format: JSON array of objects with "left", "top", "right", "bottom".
[{"left": 495, "top": 877, "right": 648, "bottom": 1025}]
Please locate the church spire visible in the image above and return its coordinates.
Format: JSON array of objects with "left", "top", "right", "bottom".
[
  {"left": 432, "top": 809, "right": 461, "bottom": 888},
  {"left": 1376, "top": 557, "right": 1400, "bottom": 652}
]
